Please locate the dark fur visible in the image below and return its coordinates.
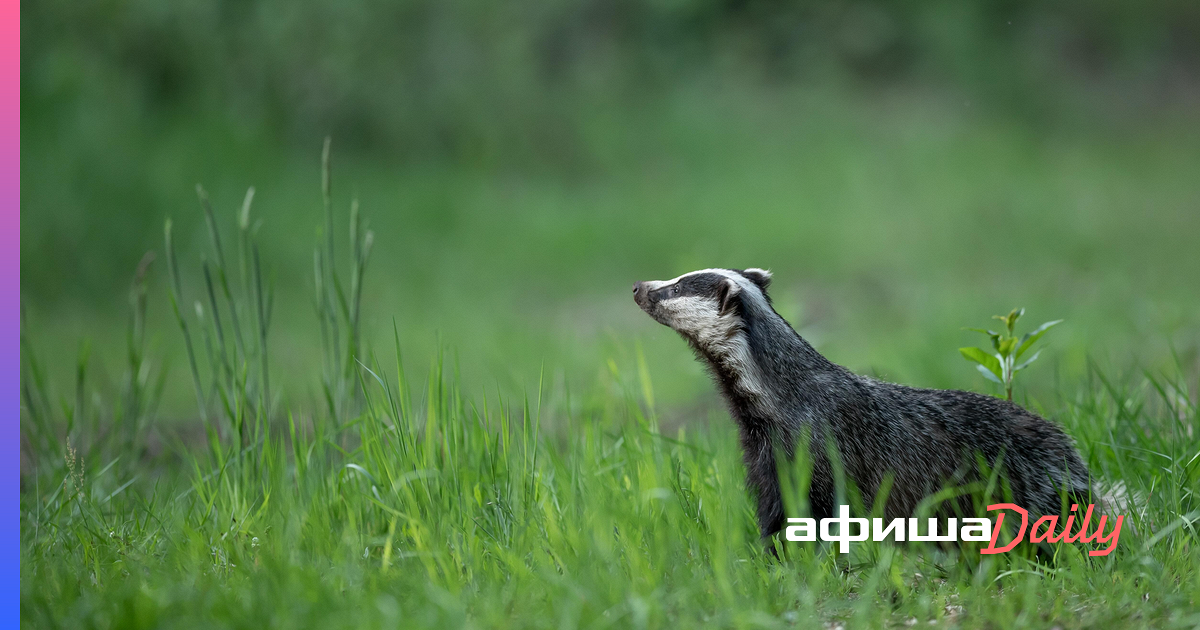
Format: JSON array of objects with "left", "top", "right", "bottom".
[{"left": 639, "top": 269, "right": 1093, "bottom": 540}]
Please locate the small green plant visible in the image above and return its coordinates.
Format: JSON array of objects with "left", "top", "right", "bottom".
[{"left": 959, "top": 308, "right": 1061, "bottom": 401}]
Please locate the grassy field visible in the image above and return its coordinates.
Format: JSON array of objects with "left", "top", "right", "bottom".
[
  {"left": 19, "top": 76, "right": 1200, "bottom": 627},
  {"left": 18, "top": 299, "right": 1200, "bottom": 628}
]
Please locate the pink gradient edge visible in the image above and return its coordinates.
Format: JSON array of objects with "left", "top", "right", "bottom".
[{"left": 8, "top": 0, "right": 23, "bottom": 616}]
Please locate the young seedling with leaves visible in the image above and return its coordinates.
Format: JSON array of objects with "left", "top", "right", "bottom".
[{"left": 959, "top": 308, "right": 1062, "bottom": 401}]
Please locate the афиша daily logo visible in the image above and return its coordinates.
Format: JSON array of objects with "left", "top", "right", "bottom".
[{"left": 785, "top": 504, "right": 1125, "bottom": 556}]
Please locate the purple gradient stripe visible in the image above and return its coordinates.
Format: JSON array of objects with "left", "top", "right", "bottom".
[{"left": 5, "top": 0, "right": 23, "bottom": 623}]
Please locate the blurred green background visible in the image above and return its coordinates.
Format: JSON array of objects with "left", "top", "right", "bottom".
[{"left": 21, "top": 0, "right": 1200, "bottom": 418}]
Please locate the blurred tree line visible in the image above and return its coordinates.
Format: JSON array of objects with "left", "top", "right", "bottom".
[
  {"left": 20, "top": 0, "right": 1200, "bottom": 305},
  {"left": 24, "top": 0, "right": 1200, "bottom": 160}
]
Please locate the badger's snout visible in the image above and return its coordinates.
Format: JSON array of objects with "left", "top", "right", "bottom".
[
  {"left": 633, "top": 281, "right": 667, "bottom": 315},
  {"left": 632, "top": 281, "right": 652, "bottom": 311}
]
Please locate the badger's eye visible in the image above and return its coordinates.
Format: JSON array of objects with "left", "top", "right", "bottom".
[{"left": 671, "top": 285, "right": 680, "bottom": 296}]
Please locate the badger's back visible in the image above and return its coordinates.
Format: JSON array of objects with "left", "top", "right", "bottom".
[{"left": 824, "top": 379, "right": 1093, "bottom": 521}]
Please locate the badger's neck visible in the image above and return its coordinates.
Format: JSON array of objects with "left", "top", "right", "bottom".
[{"left": 694, "top": 302, "right": 845, "bottom": 430}]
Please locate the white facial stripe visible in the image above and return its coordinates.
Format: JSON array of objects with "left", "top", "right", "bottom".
[
  {"left": 654, "top": 268, "right": 747, "bottom": 290},
  {"left": 646, "top": 268, "right": 760, "bottom": 293},
  {"left": 644, "top": 268, "right": 771, "bottom": 314}
]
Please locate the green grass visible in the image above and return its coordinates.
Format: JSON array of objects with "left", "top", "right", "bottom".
[
  {"left": 18, "top": 322, "right": 1200, "bottom": 628},
  {"left": 19, "top": 124, "right": 1200, "bottom": 625}
]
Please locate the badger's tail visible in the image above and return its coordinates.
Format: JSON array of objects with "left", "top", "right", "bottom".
[{"left": 1094, "top": 479, "right": 1145, "bottom": 534}]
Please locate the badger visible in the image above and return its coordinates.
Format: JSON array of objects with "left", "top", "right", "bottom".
[{"left": 633, "top": 268, "right": 1094, "bottom": 541}]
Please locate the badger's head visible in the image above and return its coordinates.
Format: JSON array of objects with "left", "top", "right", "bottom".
[{"left": 633, "top": 268, "right": 773, "bottom": 351}]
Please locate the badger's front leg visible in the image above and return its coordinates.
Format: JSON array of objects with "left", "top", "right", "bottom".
[
  {"left": 740, "top": 429, "right": 786, "bottom": 539},
  {"left": 751, "top": 460, "right": 785, "bottom": 540}
]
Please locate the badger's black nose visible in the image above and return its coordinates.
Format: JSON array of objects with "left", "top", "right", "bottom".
[{"left": 633, "top": 281, "right": 649, "bottom": 307}]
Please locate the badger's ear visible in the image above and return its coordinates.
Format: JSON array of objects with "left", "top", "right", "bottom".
[
  {"left": 740, "top": 268, "right": 772, "bottom": 293},
  {"left": 716, "top": 278, "right": 741, "bottom": 316}
]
